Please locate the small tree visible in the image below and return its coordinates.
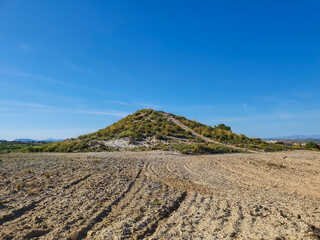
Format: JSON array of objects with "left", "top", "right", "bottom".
[
  {"left": 155, "top": 132, "right": 165, "bottom": 140},
  {"left": 215, "top": 124, "right": 231, "bottom": 131},
  {"left": 129, "top": 135, "right": 136, "bottom": 145}
]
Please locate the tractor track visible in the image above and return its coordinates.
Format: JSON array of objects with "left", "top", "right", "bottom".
[{"left": 0, "top": 151, "right": 319, "bottom": 239}]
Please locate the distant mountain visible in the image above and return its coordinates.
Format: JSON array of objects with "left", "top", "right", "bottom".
[
  {"left": 25, "top": 109, "right": 292, "bottom": 154},
  {"left": 13, "top": 138, "right": 64, "bottom": 142},
  {"left": 42, "top": 138, "right": 65, "bottom": 142},
  {"left": 265, "top": 135, "right": 320, "bottom": 140},
  {"left": 14, "top": 138, "right": 37, "bottom": 142}
]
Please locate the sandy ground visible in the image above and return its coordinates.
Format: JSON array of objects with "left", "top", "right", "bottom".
[{"left": 0, "top": 150, "right": 319, "bottom": 239}]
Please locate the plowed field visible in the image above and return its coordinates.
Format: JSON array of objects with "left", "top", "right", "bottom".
[{"left": 0, "top": 150, "right": 319, "bottom": 239}]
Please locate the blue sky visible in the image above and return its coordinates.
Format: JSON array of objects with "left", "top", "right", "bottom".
[{"left": 0, "top": 0, "right": 319, "bottom": 140}]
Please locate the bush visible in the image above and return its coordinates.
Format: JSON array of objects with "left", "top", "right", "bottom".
[
  {"left": 129, "top": 135, "right": 136, "bottom": 144},
  {"left": 305, "top": 142, "right": 320, "bottom": 150},
  {"left": 173, "top": 143, "right": 240, "bottom": 155},
  {"left": 215, "top": 124, "right": 231, "bottom": 131},
  {"left": 155, "top": 132, "right": 165, "bottom": 140},
  {"left": 0, "top": 142, "right": 46, "bottom": 154}
]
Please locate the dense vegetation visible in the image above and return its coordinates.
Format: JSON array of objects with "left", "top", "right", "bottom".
[
  {"left": 25, "top": 140, "right": 115, "bottom": 153},
  {"left": 305, "top": 141, "right": 320, "bottom": 150},
  {"left": 79, "top": 109, "right": 194, "bottom": 142},
  {"left": 172, "top": 143, "right": 240, "bottom": 154},
  {"left": 129, "top": 141, "right": 241, "bottom": 155},
  {"left": 171, "top": 114, "right": 294, "bottom": 152},
  {"left": 0, "top": 141, "right": 46, "bottom": 154}
]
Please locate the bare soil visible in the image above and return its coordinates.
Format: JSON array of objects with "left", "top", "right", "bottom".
[{"left": 0, "top": 150, "right": 319, "bottom": 239}]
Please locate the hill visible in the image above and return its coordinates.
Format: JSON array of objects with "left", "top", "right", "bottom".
[
  {"left": 14, "top": 138, "right": 64, "bottom": 142},
  {"left": 25, "top": 109, "right": 296, "bottom": 154}
]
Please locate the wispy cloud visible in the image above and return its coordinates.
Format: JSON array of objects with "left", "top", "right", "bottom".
[
  {"left": 0, "top": 128, "right": 98, "bottom": 141},
  {"left": 135, "top": 102, "right": 161, "bottom": 109},
  {"left": 0, "top": 68, "right": 109, "bottom": 94},
  {"left": 16, "top": 43, "right": 33, "bottom": 52},
  {"left": 74, "top": 109, "right": 128, "bottom": 117},
  {"left": 243, "top": 103, "right": 255, "bottom": 111},
  {"left": 0, "top": 99, "right": 128, "bottom": 118},
  {"left": 160, "top": 103, "right": 255, "bottom": 112},
  {"left": 23, "top": 91, "right": 156, "bottom": 109},
  {"left": 255, "top": 95, "right": 300, "bottom": 105},
  {"left": 0, "top": 100, "right": 50, "bottom": 109},
  {"left": 215, "top": 113, "right": 292, "bottom": 123},
  {"left": 0, "top": 107, "right": 10, "bottom": 111},
  {"left": 105, "top": 100, "right": 129, "bottom": 105},
  {"left": 25, "top": 90, "right": 162, "bottom": 110},
  {"left": 61, "top": 60, "right": 97, "bottom": 75},
  {"left": 25, "top": 91, "right": 87, "bottom": 103},
  {"left": 31, "top": 107, "right": 129, "bottom": 118},
  {"left": 214, "top": 110, "right": 320, "bottom": 123},
  {"left": 0, "top": 69, "right": 66, "bottom": 85}
]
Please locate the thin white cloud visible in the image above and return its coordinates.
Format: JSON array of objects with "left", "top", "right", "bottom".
[
  {"left": 0, "top": 100, "right": 50, "bottom": 109},
  {"left": 29, "top": 107, "right": 128, "bottom": 118},
  {"left": 255, "top": 95, "right": 300, "bottom": 105},
  {"left": 73, "top": 109, "right": 128, "bottom": 117},
  {"left": 214, "top": 111, "right": 320, "bottom": 123},
  {"left": 215, "top": 112, "right": 292, "bottom": 123},
  {"left": 0, "top": 68, "right": 107, "bottom": 94},
  {"left": 4, "top": 87, "right": 161, "bottom": 112},
  {"left": 105, "top": 100, "right": 129, "bottom": 105},
  {"left": 24, "top": 91, "right": 132, "bottom": 107},
  {"left": 0, "top": 99, "right": 129, "bottom": 117},
  {"left": 0, "top": 69, "right": 74, "bottom": 86},
  {"left": 0, "top": 128, "right": 98, "bottom": 141},
  {"left": 136, "top": 102, "right": 161, "bottom": 109},
  {"left": 16, "top": 43, "right": 33, "bottom": 52},
  {"left": 162, "top": 103, "right": 251, "bottom": 111},
  {"left": 243, "top": 103, "right": 255, "bottom": 111},
  {"left": 61, "top": 60, "right": 97, "bottom": 75}
]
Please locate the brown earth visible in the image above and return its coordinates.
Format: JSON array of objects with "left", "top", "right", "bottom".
[{"left": 0, "top": 150, "right": 319, "bottom": 239}]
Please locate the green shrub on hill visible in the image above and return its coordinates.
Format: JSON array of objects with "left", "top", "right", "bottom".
[
  {"left": 0, "top": 142, "right": 46, "bottom": 154},
  {"left": 80, "top": 109, "right": 191, "bottom": 141},
  {"left": 25, "top": 140, "right": 115, "bottom": 153},
  {"left": 305, "top": 142, "right": 320, "bottom": 150},
  {"left": 129, "top": 142, "right": 239, "bottom": 154},
  {"left": 171, "top": 113, "right": 294, "bottom": 151},
  {"left": 216, "top": 124, "right": 231, "bottom": 131},
  {"left": 172, "top": 143, "right": 240, "bottom": 155}
]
